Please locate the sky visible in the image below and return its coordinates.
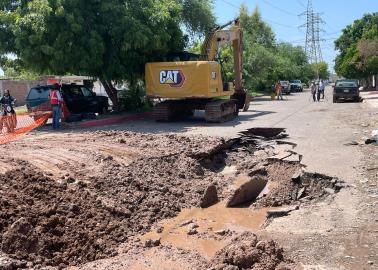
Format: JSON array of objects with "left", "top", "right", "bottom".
[
  {"left": 214, "top": 0, "right": 378, "bottom": 72},
  {"left": 1, "top": 1, "right": 376, "bottom": 76}
]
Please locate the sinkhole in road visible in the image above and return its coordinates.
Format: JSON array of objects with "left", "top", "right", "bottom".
[{"left": 0, "top": 128, "right": 346, "bottom": 269}]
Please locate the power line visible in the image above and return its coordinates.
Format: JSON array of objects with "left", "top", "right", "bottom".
[
  {"left": 261, "top": 0, "right": 298, "bottom": 16},
  {"left": 265, "top": 19, "right": 298, "bottom": 29},
  {"left": 219, "top": 0, "right": 239, "bottom": 9},
  {"left": 219, "top": 0, "right": 298, "bottom": 29},
  {"left": 296, "top": 0, "right": 306, "bottom": 9}
]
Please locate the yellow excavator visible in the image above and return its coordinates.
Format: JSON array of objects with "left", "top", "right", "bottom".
[{"left": 145, "top": 18, "right": 250, "bottom": 122}]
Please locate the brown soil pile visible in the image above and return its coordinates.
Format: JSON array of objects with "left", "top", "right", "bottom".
[
  {"left": 209, "top": 232, "right": 294, "bottom": 270},
  {"left": 0, "top": 134, "right": 229, "bottom": 268},
  {"left": 0, "top": 129, "right": 342, "bottom": 269},
  {"left": 91, "top": 131, "right": 223, "bottom": 158},
  {"left": 0, "top": 168, "right": 132, "bottom": 268}
]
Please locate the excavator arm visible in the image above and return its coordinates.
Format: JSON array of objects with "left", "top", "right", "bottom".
[{"left": 201, "top": 18, "right": 250, "bottom": 111}]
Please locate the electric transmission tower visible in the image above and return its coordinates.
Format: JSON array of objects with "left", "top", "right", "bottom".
[{"left": 299, "top": 0, "right": 325, "bottom": 64}]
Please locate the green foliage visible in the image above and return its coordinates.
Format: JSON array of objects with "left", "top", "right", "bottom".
[
  {"left": 119, "top": 83, "right": 152, "bottom": 112},
  {"left": 180, "top": 0, "right": 216, "bottom": 36},
  {"left": 335, "top": 12, "right": 378, "bottom": 79},
  {"left": 0, "top": 56, "right": 40, "bottom": 79},
  {"left": 210, "top": 5, "right": 315, "bottom": 92},
  {"left": 0, "top": 0, "right": 215, "bottom": 107},
  {"left": 312, "top": 61, "right": 330, "bottom": 80},
  {"left": 240, "top": 5, "right": 275, "bottom": 48},
  {"left": 242, "top": 9, "right": 316, "bottom": 89}
]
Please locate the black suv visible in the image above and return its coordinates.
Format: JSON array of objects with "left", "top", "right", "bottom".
[
  {"left": 26, "top": 84, "right": 109, "bottom": 116},
  {"left": 333, "top": 79, "right": 360, "bottom": 103}
]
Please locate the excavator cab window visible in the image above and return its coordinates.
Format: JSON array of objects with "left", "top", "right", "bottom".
[{"left": 164, "top": 51, "right": 200, "bottom": 61}]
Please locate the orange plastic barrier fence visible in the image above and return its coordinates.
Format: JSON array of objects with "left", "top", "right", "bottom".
[{"left": 0, "top": 110, "right": 51, "bottom": 145}]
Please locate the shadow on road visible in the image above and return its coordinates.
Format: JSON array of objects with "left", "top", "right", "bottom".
[{"left": 32, "top": 107, "right": 276, "bottom": 135}]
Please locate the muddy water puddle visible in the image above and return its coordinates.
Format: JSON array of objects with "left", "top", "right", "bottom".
[{"left": 141, "top": 202, "right": 267, "bottom": 260}]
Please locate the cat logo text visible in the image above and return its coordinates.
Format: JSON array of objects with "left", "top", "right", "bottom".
[{"left": 159, "top": 70, "right": 186, "bottom": 88}]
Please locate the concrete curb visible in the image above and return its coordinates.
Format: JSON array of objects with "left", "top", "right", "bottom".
[{"left": 360, "top": 91, "right": 378, "bottom": 109}]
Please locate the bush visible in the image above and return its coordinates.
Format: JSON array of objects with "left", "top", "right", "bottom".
[{"left": 118, "top": 83, "right": 152, "bottom": 112}]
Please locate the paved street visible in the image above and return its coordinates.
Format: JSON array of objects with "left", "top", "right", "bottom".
[
  {"left": 13, "top": 87, "right": 378, "bottom": 269},
  {"left": 88, "top": 87, "right": 377, "bottom": 269}
]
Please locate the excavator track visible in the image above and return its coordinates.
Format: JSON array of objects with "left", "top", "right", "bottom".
[
  {"left": 152, "top": 101, "right": 174, "bottom": 121},
  {"left": 205, "top": 99, "right": 238, "bottom": 123},
  {"left": 152, "top": 100, "right": 194, "bottom": 121}
]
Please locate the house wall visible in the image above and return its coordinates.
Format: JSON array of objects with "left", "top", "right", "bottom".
[{"left": 0, "top": 80, "right": 43, "bottom": 106}]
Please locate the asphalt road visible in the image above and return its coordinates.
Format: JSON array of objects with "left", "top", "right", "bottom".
[
  {"left": 27, "top": 86, "right": 377, "bottom": 269},
  {"left": 101, "top": 87, "right": 377, "bottom": 269},
  {"left": 95, "top": 87, "right": 366, "bottom": 178}
]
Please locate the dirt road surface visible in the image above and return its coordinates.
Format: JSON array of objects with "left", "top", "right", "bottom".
[{"left": 0, "top": 87, "right": 377, "bottom": 269}]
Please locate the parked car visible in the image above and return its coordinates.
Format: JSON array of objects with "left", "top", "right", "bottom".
[
  {"left": 289, "top": 80, "right": 303, "bottom": 92},
  {"left": 26, "top": 84, "right": 109, "bottom": 120},
  {"left": 333, "top": 79, "right": 360, "bottom": 103},
  {"left": 280, "top": 81, "right": 291, "bottom": 94}
]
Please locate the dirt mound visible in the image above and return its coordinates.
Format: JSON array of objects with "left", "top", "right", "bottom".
[
  {"left": 252, "top": 161, "right": 344, "bottom": 207},
  {"left": 2, "top": 218, "right": 39, "bottom": 255},
  {"left": 92, "top": 131, "right": 223, "bottom": 158},
  {"left": 210, "top": 232, "right": 294, "bottom": 270},
  {"left": 0, "top": 141, "right": 228, "bottom": 268},
  {"left": 0, "top": 168, "right": 137, "bottom": 268},
  {"left": 0, "top": 129, "right": 344, "bottom": 268}
]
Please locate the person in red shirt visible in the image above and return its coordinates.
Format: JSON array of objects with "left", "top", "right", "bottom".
[
  {"left": 275, "top": 81, "right": 283, "bottom": 100},
  {"left": 50, "top": 84, "right": 63, "bottom": 129}
]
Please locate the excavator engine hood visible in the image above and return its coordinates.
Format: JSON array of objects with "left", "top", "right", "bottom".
[{"left": 145, "top": 61, "right": 234, "bottom": 99}]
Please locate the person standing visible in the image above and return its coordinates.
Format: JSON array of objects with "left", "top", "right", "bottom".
[
  {"left": 310, "top": 82, "right": 315, "bottom": 102},
  {"left": 50, "top": 84, "right": 63, "bottom": 130},
  {"left": 0, "top": 89, "right": 17, "bottom": 132},
  {"left": 275, "top": 81, "right": 283, "bottom": 101},
  {"left": 319, "top": 79, "right": 325, "bottom": 99}
]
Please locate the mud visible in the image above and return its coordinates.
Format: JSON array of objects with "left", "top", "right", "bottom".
[
  {"left": 0, "top": 129, "right": 343, "bottom": 269},
  {"left": 253, "top": 162, "right": 345, "bottom": 208},
  {"left": 210, "top": 232, "right": 294, "bottom": 270}
]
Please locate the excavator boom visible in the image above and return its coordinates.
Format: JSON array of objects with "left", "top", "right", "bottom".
[{"left": 200, "top": 19, "right": 249, "bottom": 110}]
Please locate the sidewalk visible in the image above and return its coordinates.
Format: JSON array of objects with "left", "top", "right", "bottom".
[{"left": 361, "top": 91, "right": 378, "bottom": 109}]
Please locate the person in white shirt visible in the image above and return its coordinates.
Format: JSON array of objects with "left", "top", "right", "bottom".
[{"left": 319, "top": 80, "right": 325, "bottom": 99}]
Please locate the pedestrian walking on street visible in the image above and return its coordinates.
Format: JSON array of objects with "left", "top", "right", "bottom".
[
  {"left": 319, "top": 79, "right": 325, "bottom": 99},
  {"left": 275, "top": 81, "right": 283, "bottom": 101},
  {"left": 310, "top": 81, "right": 316, "bottom": 102},
  {"left": 50, "top": 84, "right": 63, "bottom": 130}
]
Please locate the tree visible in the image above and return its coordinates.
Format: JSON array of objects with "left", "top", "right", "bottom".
[
  {"left": 335, "top": 13, "right": 378, "bottom": 81},
  {"left": 312, "top": 61, "right": 330, "bottom": 80},
  {"left": 0, "top": 0, "right": 215, "bottom": 108},
  {"left": 240, "top": 5, "right": 275, "bottom": 48},
  {"left": 238, "top": 5, "right": 312, "bottom": 91}
]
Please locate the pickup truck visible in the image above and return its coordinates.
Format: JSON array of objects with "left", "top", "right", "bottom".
[
  {"left": 333, "top": 79, "right": 360, "bottom": 103},
  {"left": 26, "top": 84, "right": 109, "bottom": 122}
]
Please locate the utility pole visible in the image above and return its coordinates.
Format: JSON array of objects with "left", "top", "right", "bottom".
[
  {"left": 299, "top": 0, "right": 324, "bottom": 65},
  {"left": 299, "top": 0, "right": 325, "bottom": 80}
]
